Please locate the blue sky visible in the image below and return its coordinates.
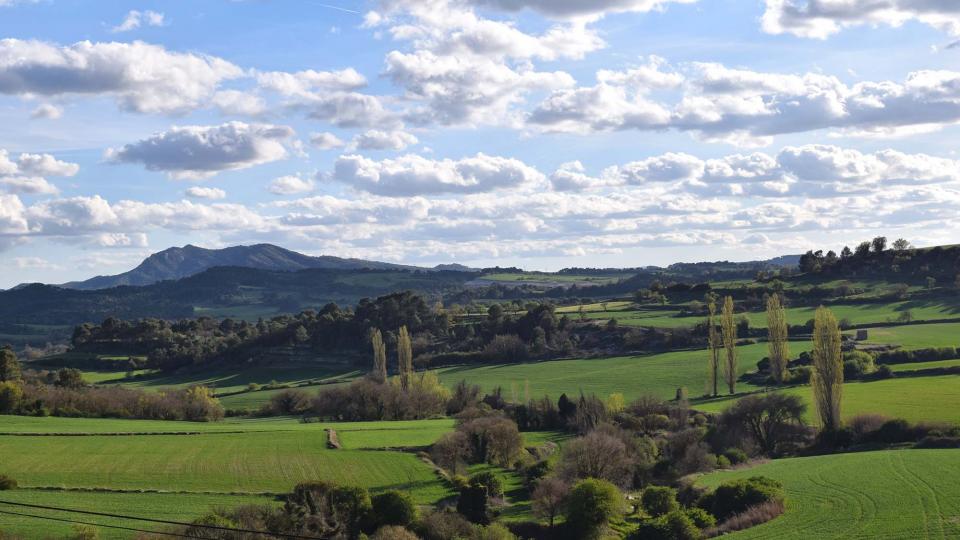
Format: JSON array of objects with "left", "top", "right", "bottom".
[{"left": 2, "top": 0, "right": 960, "bottom": 287}]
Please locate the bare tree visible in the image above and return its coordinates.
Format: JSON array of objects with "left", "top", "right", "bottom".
[{"left": 532, "top": 477, "right": 570, "bottom": 528}]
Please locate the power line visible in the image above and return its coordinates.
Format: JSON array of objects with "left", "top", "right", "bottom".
[
  {"left": 0, "top": 508, "right": 195, "bottom": 538},
  {"left": 0, "top": 499, "right": 327, "bottom": 539}
]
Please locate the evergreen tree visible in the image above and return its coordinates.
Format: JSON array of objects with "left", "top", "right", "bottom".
[
  {"left": 371, "top": 328, "right": 387, "bottom": 383},
  {"left": 397, "top": 325, "right": 413, "bottom": 391},
  {"left": 721, "top": 296, "right": 738, "bottom": 394},
  {"left": 766, "top": 294, "right": 790, "bottom": 384},
  {"left": 812, "top": 306, "right": 843, "bottom": 431}
]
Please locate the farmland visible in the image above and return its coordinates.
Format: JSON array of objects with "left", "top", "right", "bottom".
[{"left": 698, "top": 449, "right": 960, "bottom": 539}]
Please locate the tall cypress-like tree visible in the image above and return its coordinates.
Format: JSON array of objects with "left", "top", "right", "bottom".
[
  {"left": 706, "top": 297, "right": 721, "bottom": 397},
  {"left": 812, "top": 306, "right": 843, "bottom": 431},
  {"left": 397, "top": 325, "right": 413, "bottom": 391},
  {"left": 721, "top": 296, "right": 737, "bottom": 395},
  {"left": 370, "top": 328, "right": 387, "bottom": 383},
  {"left": 766, "top": 294, "right": 790, "bottom": 384}
]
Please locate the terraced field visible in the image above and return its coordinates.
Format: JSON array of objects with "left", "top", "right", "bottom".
[{"left": 698, "top": 449, "right": 960, "bottom": 539}]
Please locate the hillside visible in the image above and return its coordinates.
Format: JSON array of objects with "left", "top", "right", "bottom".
[{"left": 59, "top": 244, "right": 419, "bottom": 290}]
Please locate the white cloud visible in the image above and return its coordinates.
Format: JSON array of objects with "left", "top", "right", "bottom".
[
  {"left": 269, "top": 175, "right": 315, "bottom": 195},
  {"left": 331, "top": 152, "right": 546, "bottom": 196},
  {"left": 462, "top": 0, "right": 697, "bottom": 19},
  {"left": 14, "top": 256, "right": 60, "bottom": 270},
  {"left": 31, "top": 103, "right": 62, "bottom": 120},
  {"left": 0, "top": 177, "right": 59, "bottom": 195},
  {"left": 112, "top": 10, "right": 165, "bottom": 33},
  {"left": 353, "top": 129, "right": 419, "bottom": 150},
  {"left": 0, "top": 150, "right": 78, "bottom": 195},
  {"left": 106, "top": 121, "right": 295, "bottom": 180},
  {"left": 0, "top": 39, "right": 243, "bottom": 114},
  {"left": 95, "top": 232, "right": 148, "bottom": 248},
  {"left": 185, "top": 186, "right": 227, "bottom": 200},
  {"left": 310, "top": 132, "right": 346, "bottom": 150},
  {"left": 212, "top": 90, "right": 266, "bottom": 116},
  {"left": 762, "top": 0, "right": 960, "bottom": 39},
  {"left": 256, "top": 68, "right": 367, "bottom": 96}
]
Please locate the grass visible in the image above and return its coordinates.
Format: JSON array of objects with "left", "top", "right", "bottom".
[
  {"left": 0, "top": 489, "right": 277, "bottom": 540},
  {"left": 698, "top": 449, "right": 960, "bottom": 539},
  {"left": 694, "top": 375, "right": 960, "bottom": 425},
  {"left": 855, "top": 322, "right": 960, "bottom": 349},
  {"left": 480, "top": 272, "right": 630, "bottom": 285},
  {"left": 436, "top": 342, "right": 812, "bottom": 403},
  {"left": 555, "top": 301, "right": 633, "bottom": 313},
  {"left": 890, "top": 358, "right": 960, "bottom": 372}
]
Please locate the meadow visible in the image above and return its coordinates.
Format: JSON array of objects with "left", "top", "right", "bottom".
[
  {"left": 698, "top": 449, "right": 960, "bottom": 539},
  {"left": 856, "top": 322, "right": 960, "bottom": 349}
]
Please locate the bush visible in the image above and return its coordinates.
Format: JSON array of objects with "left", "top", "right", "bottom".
[
  {"left": 843, "top": 351, "right": 876, "bottom": 379},
  {"left": 877, "top": 365, "right": 894, "bottom": 379},
  {"left": 475, "top": 523, "right": 517, "bottom": 540},
  {"left": 715, "top": 454, "right": 731, "bottom": 469},
  {"left": 371, "top": 525, "right": 418, "bottom": 540},
  {"left": 416, "top": 510, "right": 475, "bottom": 540},
  {"left": 722, "top": 448, "right": 748, "bottom": 465},
  {"left": 0, "top": 474, "right": 17, "bottom": 490},
  {"left": 630, "top": 510, "right": 700, "bottom": 540},
  {"left": 565, "top": 478, "right": 626, "bottom": 539},
  {"left": 371, "top": 491, "right": 418, "bottom": 529},
  {"left": 704, "top": 500, "right": 785, "bottom": 536},
  {"left": 848, "top": 413, "right": 889, "bottom": 440},
  {"left": 684, "top": 507, "right": 716, "bottom": 529},
  {"left": 267, "top": 389, "right": 312, "bottom": 415},
  {"left": 698, "top": 476, "right": 784, "bottom": 522},
  {"left": 0, "top": 381, "right": 22, "bottom": 414},
  {"left": 871, "top": 418, "right": 918, "bottom": 444},
  {"left": 641, "top": 486, "right": 679, "bottom": 517}
]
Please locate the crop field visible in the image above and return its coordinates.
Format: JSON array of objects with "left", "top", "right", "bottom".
[
  {"left": 120, "top": 361, "right": 359, "bottom": 395},
  {"left": 481, "top": 272, "right": 632, "bottom": 284},
  {"left": 0, "top": 489, "right": 276, "bottom": 540},
  {"left": 436, "top": 342, "right": 812, "bottom": 402},
  {"left": 698, "top": 449, "right": 960, "bottom": 539},
  {"left": 555, "top": 301, "right": 634, "bottom": 313},
  {"left": 695, "top": 375, "right": 960, "bottom": 425}
]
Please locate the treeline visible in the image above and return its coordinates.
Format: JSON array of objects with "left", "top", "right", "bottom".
[
  {"left": 797, "top": 237, "right": 960, "bottom": 284},
  {"left": 0, "top": 348, "right": 223, "bottom": 421}
]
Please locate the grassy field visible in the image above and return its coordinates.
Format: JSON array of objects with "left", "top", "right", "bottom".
[
  {"left": 698, "top": 449, "right": 960, "bottom": 539},
  {"left": 481, "top": 272, "right": 632, "bottom": 285},
  {"left": 890, "top": 358, "right": 960, "bottom": 372},
  {"left": 436, "top": 342, "right": 812, "bottom": 402},
  {"left": 694, "top": 375, "right": 960, "bottom": 425},
  {"left": 856, "top": 322, "right": 960, "bottom": 349},
  {"left": 0, "top": 489, "right": 276, "bottom": 539}
]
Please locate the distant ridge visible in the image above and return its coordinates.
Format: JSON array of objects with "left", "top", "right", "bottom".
[{"left": 60, "top": 244, "right": 420, "bottom": 290}]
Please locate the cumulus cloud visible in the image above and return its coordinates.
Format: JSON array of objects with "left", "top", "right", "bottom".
[
  {"left": 269, "top": 175, "right": 315, "bottom": 195},
  {"left": 95, "top": 232, "right": 148, "bottom": 247},
  {"left": 352, "top": 129, "right": 419, "bottom": 150},
  {"left": 106, "top": 121, "right": 295, "bottom": 179},
  {"left": 0, "top": 39, "right": 243, "bottom": 114},
  {"left": 311, "top": 132, "right": 346, "bottom": 149},
  {"left": 31, "top": 103, "right": 62, "bottom": 120},
  {"left": 185, "top": 186, "right": 227, "bottom": 200},
  {"left": 212, "top": 90, "right": 266, "bottom": 116},
  {"left": 762, "top": 0, "right": 960, "bottom": 39},
  {"left": 330, "top": 153, "right": 545, "bottom": 196},
  {"left": 462, "top": 0, "right": 697, "bottom": 19},
  {"left": 530, "top": 61, "right": 960, "bottom": 144},
  {"left": 0, "top": 149, "right": 78, "bottom": 195},
  {"left": 112, "top": 10, "right": 165, "bottom": 33},
  {"left": 256, "top": 68, "right": 367, "bottom": 96},
  {"left": 13, "top": 256, "right": 60, "bottom": 270}
]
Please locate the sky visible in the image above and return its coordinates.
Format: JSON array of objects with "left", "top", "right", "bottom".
[{"left": 2, "top": 0, "right": 960, "bottom": 287}]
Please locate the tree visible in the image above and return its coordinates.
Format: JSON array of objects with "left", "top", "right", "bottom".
[
  {"left": 532, "top": 477, "right": 569, "bottom": 528},
  {"left": 719, "top": 393, "right": 808, "bottom": 457},
  {"left": 765, "top": 294, "right": 789, "bottom": 385},
  {"left": 0, "top": 348, "right": 21, "bottom": 382},
  {"left": 892, "top": 238, "right": 911, "bottom": 252},
  {"left": 370, "top": 491, "right": 417, "bottom": 529},
  {"left": 706, "top": 297, "right": 721, "bottom": 397},
  {"left": 840, "top": 246, "right": 853, "bottom": 259},
  {"left": 0, "top": 381, "right": 22, "bottom": 414},
  {"left": 371, "top": 328, "right": 387, "bottom": 383},
  {"left": 812, "top": 306, "right": 844, "bottom": 431},
  {"left": 871, "top": 236, "right": 887, "bottom": 253},
  {"left": 855, "top": 241, "right": 871, "bottom": 257},
  {"left": 564, "top": 478, "right": 625, "bottom": 539},
  {"left": 721, "top": 296, "right": 738, "bottom": 395},
  {"left": 397, "top": 325, "right": 413, "bottom": 391},
  {"left": 641, "top": 486, "right": 679, "bottom": 517}
]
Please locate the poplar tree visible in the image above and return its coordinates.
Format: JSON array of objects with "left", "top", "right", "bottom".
[
  {"left": 706, "top": 296, "right": 721, "bottom": 397},
  {"left": 812, "top": 306, "right": 843, "bottom": 431},
  {"left": 397, "top": 325, "right": 413, "bottom": 391},
  {"left": 766, "top": 294, "right": 790, "bottom": 384},
  {"left": 721, "top": 296, "right": 737, "bottom": 395},
  {"left": 370, "top": 328, "right": 387, "bottom": 383}
]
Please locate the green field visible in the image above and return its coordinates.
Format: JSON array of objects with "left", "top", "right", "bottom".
[
  {"left": 480, "top": 272, "right": 630, "bottom": 285},
  {"left": 695, "top": 375, "right": 960, "bottom": 425},
  {"left": 436, "top": 342, "right": 811, "bottom": 402},
  {"left": 856, "top": 322, "right": 960, "bottom": 349},
  {"left": 698, "top": 449, "right": 960, "bottom": 539},
  {"left": 890, "top": 358, "right": 960, "bottom": 372},
  {"left": 0, "top": 489, "right": 276, "bottom": 539}
]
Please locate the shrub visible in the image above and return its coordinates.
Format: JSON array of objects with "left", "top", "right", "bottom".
[
  {"left": 371, "top": 491, "right": 418, "bottom": 529},
  {"left": 848, "top": 413, "right": 889, "bottom": 440},
  {"left": 684, "top": 507, "right": 716, "bottom": 529},
  {"left": 871, "top": 419, "right": 918, "bottom": 443},
  {"left": 416, "top": 510, "right": 475, "bottom": 540},
  {"left": 722, "top": 448, "right": 748, "bottom": 465},
  {"left": 843, "top": 351, "right": 876, "bottom": 379},
  {"left": 0, "top": 474, "right": 17, "bottom": 490},
  {"left": 0, "top": 382, "right": 22, "bottom": 414},
  {"left": 564, "top": 478, "right": 626, "bottom": 539},
  {"left": 475, "top": 523, "right": 517, "bottom": 540},
  {"left": 371, "top": 525, "right": 418, "bottom": 540},
  {"left": 267, "top": 389, "right": 312, "bottom": 415},
  {"left": 641, "top": 486, "right": 679, "bottom": 517},
  {"left": 698, "top": 476, "right": 784, "bottom": 522},
  {"left": 703, "top": 499, "right": 785, "bottom": 536},
  {"left": 876, "top": 365, "right": 894, "bottom": 379},
  {"left": 629, "top": 510, "right": 700, "bottom": 540},
  {"left": 715, "top": 454, "right": 731, "bottom": 469}
]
